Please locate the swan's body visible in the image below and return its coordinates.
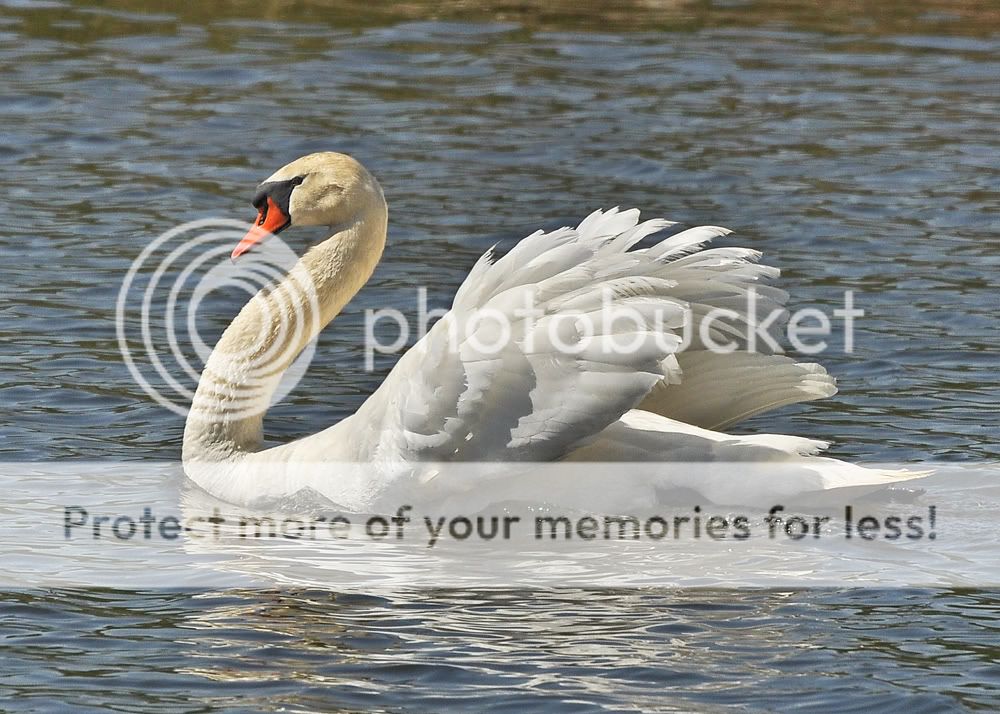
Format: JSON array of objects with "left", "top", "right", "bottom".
[{"left": 183, "top": 152, "right": 921, "bottom": 510}]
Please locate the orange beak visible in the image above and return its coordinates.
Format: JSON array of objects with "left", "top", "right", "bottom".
[{"left": 231, "top": 196, "right": 291, "bottom": 260}]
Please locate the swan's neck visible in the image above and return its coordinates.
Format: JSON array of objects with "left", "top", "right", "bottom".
[{"left": 182, "top": 200, "right": 387, "bottom": 462}]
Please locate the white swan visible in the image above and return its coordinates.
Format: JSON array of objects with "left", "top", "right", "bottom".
[{"left": 182, "top": 152, "right": 922, "bottom": 510}]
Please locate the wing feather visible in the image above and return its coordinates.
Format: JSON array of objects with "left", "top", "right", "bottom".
[{"left": 343, "top": 210, "right": 836, "bottom": 463}]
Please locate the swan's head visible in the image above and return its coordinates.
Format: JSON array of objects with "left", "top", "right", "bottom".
[{"left": 232, "top": 151, "right": 384, "bottom": 259}]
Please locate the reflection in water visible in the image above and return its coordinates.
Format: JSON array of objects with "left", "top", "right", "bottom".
[
  {"left": 1, "top": 0, "right": 998, "bottom": 709},
  {"left": 171, "top": 464, "right": 991, "bottom": 591}
]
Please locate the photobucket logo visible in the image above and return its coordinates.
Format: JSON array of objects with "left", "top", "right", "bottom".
[
  {"left": 364, "top": 288, "right": 864, "bottom": 370},
  {"left": 116, "top": 218, "right": 319, "bottom": 419}
]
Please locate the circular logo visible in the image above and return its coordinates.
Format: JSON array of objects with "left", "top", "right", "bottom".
[{"left": 116, "top": 218, "right": 319, "bottom": 419}]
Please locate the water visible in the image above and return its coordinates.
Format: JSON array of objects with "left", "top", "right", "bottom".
[{"left": 2, "top": 0, "right": 999, "bottom": 709}]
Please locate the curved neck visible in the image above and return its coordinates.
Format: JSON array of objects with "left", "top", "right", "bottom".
[{"left": 183, "top": 200, "right": 387, "bottom": 462}]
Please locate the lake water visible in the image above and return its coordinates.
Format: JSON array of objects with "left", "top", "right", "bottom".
[{"left": 2, "top": 0, "right": 999, "bottom": 710}]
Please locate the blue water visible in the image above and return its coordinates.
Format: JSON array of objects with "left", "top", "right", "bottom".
[{"left": 1, "top": 0, "right": 998, "bottom": 710}]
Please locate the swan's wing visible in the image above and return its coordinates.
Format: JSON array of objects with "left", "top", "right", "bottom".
[
  {"left": 632, "top": 233, "right": 837, "bottom": 429},
  {"left": 346, "top": 209, "right": 685, "bottom": 462},
  {"left": 637, "top": 352, "right": 837, "bottom": 431},
  {"left": 331, "top": 209, "right": 835, "bottom": 464}
]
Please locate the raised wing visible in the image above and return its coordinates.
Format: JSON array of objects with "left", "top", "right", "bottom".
[
  {"left": 336, "top": 208, "right": 833, "bottom": 465},
  {"left": 348, "top": 209, "right": 674, "bottom": 462}
]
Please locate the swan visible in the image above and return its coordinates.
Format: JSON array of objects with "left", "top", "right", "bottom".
[{"left": 182, "top": 152, "right": 923, "bottom": 511}]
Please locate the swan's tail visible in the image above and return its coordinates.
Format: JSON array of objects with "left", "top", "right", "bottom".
[{"left": 564, "top": 410, "right": 931, "bottom": 507}]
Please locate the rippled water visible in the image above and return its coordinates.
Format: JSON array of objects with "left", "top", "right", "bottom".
[
  {"left": 2, "top": 0, "right": 998, "bottom": 710},
  {"left": 4, "top": 588, "right": 1000, "bottom": 711}
]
